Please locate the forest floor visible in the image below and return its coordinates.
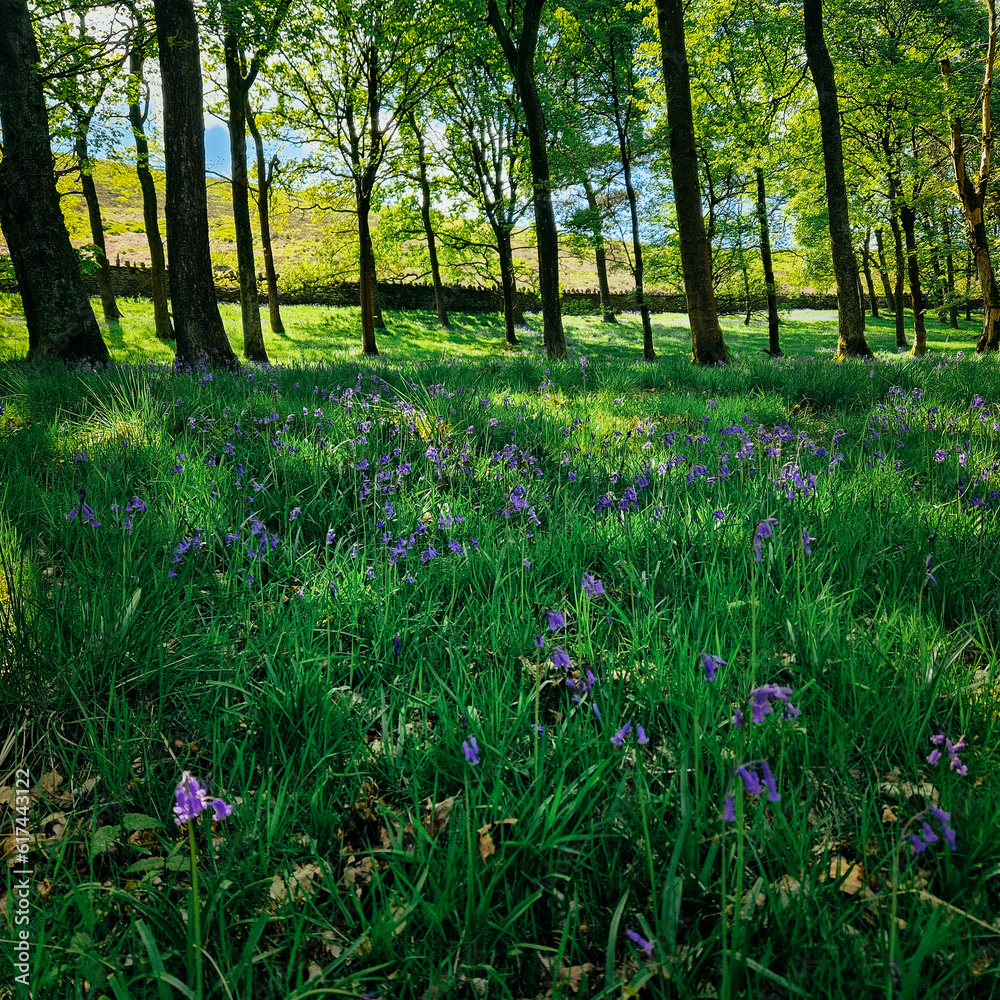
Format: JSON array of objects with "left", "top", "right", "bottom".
[{"left": 1, "top": 306, "right": 998, "bottom": 998}]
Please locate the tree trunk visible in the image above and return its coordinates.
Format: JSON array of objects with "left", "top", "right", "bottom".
[
  {"left": 860, "top": 230, "right": 878, "bottom": 318},
  {"left": 923, "top": 221, "right": 947, "bottom": 324},
  {"left": 153, "top": 0, "right": 236, "bottom": 368},
  {"left": 372, "top": 254, "right": 386, "bottom": 329},
  {"left": 76, "top": 134, "right": 121, "bottom": 324},
  {"left": 357, "top": 186, "right": 378, "bottom": 355},
  {"left": 899, "top": 202, "right": 926, "bottom": 355},
  {"left": 486, "top": 0, "right": 565, "bottom": 358},
  {"left": 618, "top": 128, "right": 654, "bottom": 361},
  {"left": 755, "top": 168, "right": 780, "bottom": 356},
  {"left": 246, "top": 107, "right": 284, "bottom": 334},
  {"left": 583, "top": 176, "right": 616, "bottom": 323},
  {"left": 965, "top": 249, "right": 973, "bottom": 321},
  {"left": 655, "top": 0, "right": 728, "bottom": 365},
  {"left": 409, "top": 112, "right": 449, "bottom": 327},
  {"left": 941, "top": 43, "right": 1000, "bottom": 352},
  {"left": 0, "top": 0, "right": 109, "bottom": 363},
  {"left": 224, "top": 30, "right": 267, "bottom": 362},
  {"left": 874, "top": 228, "right": 895, "bottom": 313},
  {"left": 802, "top": 0, "right": 871, "bottom": 359},
  {"left": 941, "top": 214, "right": 958, "bottom": 328},
  {"left": 496, "top": 225, "right": 521, "bottom": 346},
  {"left": 888, "top": 211, "right": 908, "bottom": 349},
  {"left": 127, "top": 30, "right": 173, "bottom": 340}
]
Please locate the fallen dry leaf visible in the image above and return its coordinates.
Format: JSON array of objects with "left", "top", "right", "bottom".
[
  {"left": 477, "top": 827, "right": 495, "bottom": 862},
  {"left": 822, "top": 857, "right": 865, "bottom": 895},
  {"left": 269, "top": 861, "right": 323, "bottom": 909},
  {"left": 341, "top": 855, "right": 374, "bottom": 899},
  {"left": 882, "top": 805, "right": 897, "bottom": 824}
]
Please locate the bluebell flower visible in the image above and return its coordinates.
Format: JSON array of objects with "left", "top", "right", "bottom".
[
  {"left": 462, "top": 737, "right": 480, "bottom": 766},
  {"left": 701, "top": 652, "right": 726, "bottom": 681},
  {"left": 626, "top": 929, "right": 654, "bottom": 959}
]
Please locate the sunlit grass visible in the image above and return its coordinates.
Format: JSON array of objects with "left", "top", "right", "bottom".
[{"left": 0, "top": 309, "right": 997, "bottom": 998}]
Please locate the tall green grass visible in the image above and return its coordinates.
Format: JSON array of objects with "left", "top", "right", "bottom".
[{"left": 0, "top": 307, "right": 998, "bottom": 999}]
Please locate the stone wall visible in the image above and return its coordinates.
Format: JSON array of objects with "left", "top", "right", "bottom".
[{"left": 1, "top": 260, "right": 974, "bottom": 315}]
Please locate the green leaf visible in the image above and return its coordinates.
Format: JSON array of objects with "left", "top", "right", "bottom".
[
  {"left": 89, "top": 824, "right": 122, "bottom": 858},
  {"left": 121, "top": 813, "right": 164, "bottom": 830}
]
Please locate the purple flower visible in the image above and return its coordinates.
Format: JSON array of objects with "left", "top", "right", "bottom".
[
  {"left": 934, "top": 449, "right": 947, "bottom": 462},
  {"left": 547, "top": 610, "right": 565, "bottom": 631},
  {"left": 636, "top": 725, "right": 649, "bottom": 745},
  {"left": 66, "top": 509, "right": 78, "bottom": 521},
  {"left": 462, "top": 737, "right": 480, "bottom": 766},
  {"left": 173, "top": 772, "right": 233, "bottom": 825},
  {"left": 713, "top": 509, "right": 725, "bottom": 521},
  {"left": 723, "top": 796, "right": 736, "bottom": 822},
  {"left": 928, "top": 733, "right": 967, "bottom": 775},
  {"left": 925, "top": 554, "right": 937, "bottom": 585},
  {"left": 552, "top": 648, "right": 571, "bottom": 670},
  {"left": 802, "top": 531, "right": 815, "bottom": 555},
  {"left": 746, "top": 684, "right": 800, "bottom": 724},
  {"left": 753, "top": 518, "right": 779, "bottom": 562},
  {"left": 289, "top": 507, "right": 302, "bottom": 521},
  {"left": 735, "top": 766, "right": 762, "bottom": 795},
  {"left": 611, "top": 722, "right": 632, "bottom": 747},
  {"left": 910, "top": 806, "right": 958, "bottom": 853},
  {"left": 701, "top": 652, "right": 726, "bottom": 681},
  {"left": 536, "top": 634, "right": 545, "bottom": 649},
  {"left": 81, "top": 503, "right": 101, "bottom": 529},
  {"left": 732, "top": 709, "right": 744, "bottom": 729},
  {"left": 393, "top": 633, "right": 401, "bottom": 657},
  {"left": 581, "top": 573, "right": 605, "bottom": 599},
  {"left": 626, "top": 929, "right": 654, "bottom": 960},
  {"left": 760, "top": 760, "right": 781, "bottom": 802},
  {"left": 326, "top": 529, "right": 336, "bottom": 545}
]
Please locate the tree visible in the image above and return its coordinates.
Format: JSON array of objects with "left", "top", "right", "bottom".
[
  {"left": 655, "top": 0, "right": 728, "bottom": 364},
  {"left": 404, "top": 109, "right": 450, "bottom": 327},
  {"left": 558, "top": 0, "right": 657, "bottom": 360},
  {"left": 0, "top": 0, "right": 109, "bottom": 363},
  {"left": 273, "top": 0, "right": 453, "bottom": 356},
  {"left": 208, "top": 0, "right": 292, "bottom": 362},
  {"left": 802, "top": 0, "right": 871, "bottom": 359},
  {"left": 941, "top": 4, "right": 1000, "bottom": 352},
  {"left": 686, "top": 0, "right": 809, "bottom": 357},
  {"left": 486, "top": 0, "right": 566, "bottom": 358},
  {"left": 437, "top": 49, "right": 533, "bottom": 346},
  {"left": 246, "top": 102, "right": 284, "bottom": 334},
  {"left": 123, "top": 2, "right": 173, "bottom": 340},
  {"left": 153, "top": 0, "right": 237, "bottom": 367},
  {"left": 38, "top": 5, "right": 126, "bottom": 326}
]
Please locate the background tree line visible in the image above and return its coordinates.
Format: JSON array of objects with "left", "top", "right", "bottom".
[{"left": 0, "top": 0, "right": 996, "bottom": 368}]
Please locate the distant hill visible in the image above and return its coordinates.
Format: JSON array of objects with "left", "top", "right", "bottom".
[{"left": 0, "top": 156, "right": 805, "bottom": 296}]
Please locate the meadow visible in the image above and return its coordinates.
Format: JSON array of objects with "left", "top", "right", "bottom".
[{"left": 1, "top": 300, "right": 999, "bottom": 999}]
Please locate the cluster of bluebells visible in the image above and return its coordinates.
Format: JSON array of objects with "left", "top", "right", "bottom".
[
  {"left": 170, "top": 529, "right": 203, "bottom": 578},
  {"left": 67, "top": 492, "right": 148, "bottom": 534},
  {"left": 723, "top": 759, "right": 781, "bottom": 822},
  {"left": 173, "top": 771, "right": 233, "bottom": 825},
  {"left": 732, "top": 684, "right": 801, "bottom": 728},
  {"left": 753, "top": 518, "right": 779, "bottom": 563},
  {"left": 611, "top": 721, "right": 649, "bottom": 747},
  {"left": 927, "top": 732, "right": 968, "bottom": 775},
  {"left": 462, "top": 736, "right": 480, "bottom": 766},
  {"left": 907, "top": 806, "right": 957, "bottom": 853}
]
